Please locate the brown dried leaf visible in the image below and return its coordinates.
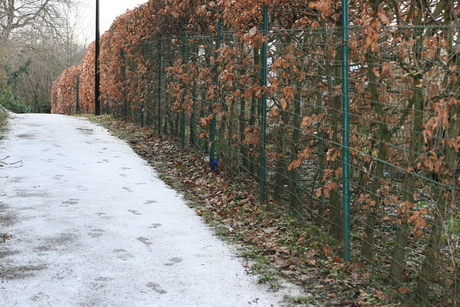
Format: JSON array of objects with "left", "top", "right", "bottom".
[
  {"left": 280, "top": 98, "right": 288, "bottom": 110},
  {"left": 248, "top": 26, "right": 258, "bottom": 37}
]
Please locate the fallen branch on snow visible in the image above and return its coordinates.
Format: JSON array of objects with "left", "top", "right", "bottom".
[
  {"left": 0, "top": 156, "right": 23, "bottom": 168},
  {"left": 0, "top": 233, "right": 12, "bottom": 243}
]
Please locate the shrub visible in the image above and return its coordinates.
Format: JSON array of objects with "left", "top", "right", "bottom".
[{"left": 0, "top": 86, "right": 31, "bottom": 113}]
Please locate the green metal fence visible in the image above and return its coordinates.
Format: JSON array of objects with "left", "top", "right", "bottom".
[{"left": 70, "top": 21, "right": 460, "bottom": 304}]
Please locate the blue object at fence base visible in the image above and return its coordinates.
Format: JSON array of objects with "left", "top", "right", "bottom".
[{"left": 210, "top": 158, "right": 219, "bottom": 174}]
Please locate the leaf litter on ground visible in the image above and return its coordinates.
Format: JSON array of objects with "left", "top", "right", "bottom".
[{"left": 85, "top": 114, "right": 403, "bottom": 307}]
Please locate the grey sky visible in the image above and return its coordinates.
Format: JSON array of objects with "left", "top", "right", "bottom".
[{"left": 77, "top": 0, "right": 146, "bottom": 43}]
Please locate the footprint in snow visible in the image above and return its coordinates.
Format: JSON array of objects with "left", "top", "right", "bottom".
[
  {"left": 113, "top": 249, "right": 134, "bottom": 261},
  {"left": 146, "top": 282, "right": 167, "bottom": 294},
  {"left": 163, "top": 257, "right": 183, "bottom": 266}
]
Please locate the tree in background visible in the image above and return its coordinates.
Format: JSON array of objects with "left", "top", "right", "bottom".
[{"left": 0, "top": 0, "right": 83, "bottom": 112}]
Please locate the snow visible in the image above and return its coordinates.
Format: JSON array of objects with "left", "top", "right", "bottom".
[{"left": 0, "top": 114, "right": 290, "bottom": 306}]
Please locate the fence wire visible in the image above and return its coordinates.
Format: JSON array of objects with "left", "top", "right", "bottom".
[{"left": 53, "top": 24, "right": 460, "bottom": 305}]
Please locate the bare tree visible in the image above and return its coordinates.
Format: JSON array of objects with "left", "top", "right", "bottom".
[
  {"left": 0, "top": 0, "right": 75, "bottom": 43},
  {"left": 0, "top": 0, "right": 83, "bottom": 112}
]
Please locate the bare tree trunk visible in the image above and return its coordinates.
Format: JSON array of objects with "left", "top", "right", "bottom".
[
  {"left": 361, "top": 55, "right": 391, "bottom": 261},
  {"left": 418, "top": 24, "right": 460, "bottom": 299},
  {"left": 288, "top": 84, "right": 302, "bottom": 217},
  {"left": 326, "top": 47, "right": 343, "bottom": 240},
  {"left": 239, "top": 95, "right": 249, "bottom": 171},
  {"left": 390, "top": 72, "right": 424, "bottom": 282},
  {"left": 248, "top": 47, "right": 260, "bottom": 178}
]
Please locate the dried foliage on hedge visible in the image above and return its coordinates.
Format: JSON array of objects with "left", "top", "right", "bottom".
[{"left": 52, "top": 1, "right": 460, "bottom": 305}]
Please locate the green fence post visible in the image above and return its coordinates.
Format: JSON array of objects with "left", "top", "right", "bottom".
[
  {"left": 260, "top": 4, "right": 268, "bottom": 205},
  {"left": 157, "top": 35, "right": 163, "bottom": 134},
  {"left": 342, "top": 0, "right": 351, "bottom": 262},
  {"left": 210, "top": 15, "right": 222, "bottom": 162},
  {"left": 180, "top": 34, "right": 187, "bottom": 149},
  {"left": 121, "top": 50, "right": 129, "bottom": 118},
  {"left": 76, "top": 75, "right": 80, "bottom": 114},
  {"left": 141, "top": 86, "right": 145, "bottom": 127}
]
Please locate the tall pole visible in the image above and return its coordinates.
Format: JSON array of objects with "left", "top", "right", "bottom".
[
  {"left": 180, "top": 34, "right": 187, "bottom": 149},
  {"left": 95, "top": 0, "right": 101, "bottom": 115},
  {"left": 157, "top": 35, "right": 163, "bottom": 134},
  {"left": 260, "top": 4, "right": 268, "bottom": 205},
  {"left": 342, "top": 0, "right": 350, "bottom": 261},
  {"left": 210, "top": 14, "right": 221, "bottom": 163}
]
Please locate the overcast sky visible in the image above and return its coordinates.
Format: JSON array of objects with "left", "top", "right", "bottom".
[{"left": 77, "top": 0, "right": 146, "bottom": 44}]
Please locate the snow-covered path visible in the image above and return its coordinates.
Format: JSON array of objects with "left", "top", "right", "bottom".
[{"left": 0, "top": 114, "right": 283, "bottom": 306}]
